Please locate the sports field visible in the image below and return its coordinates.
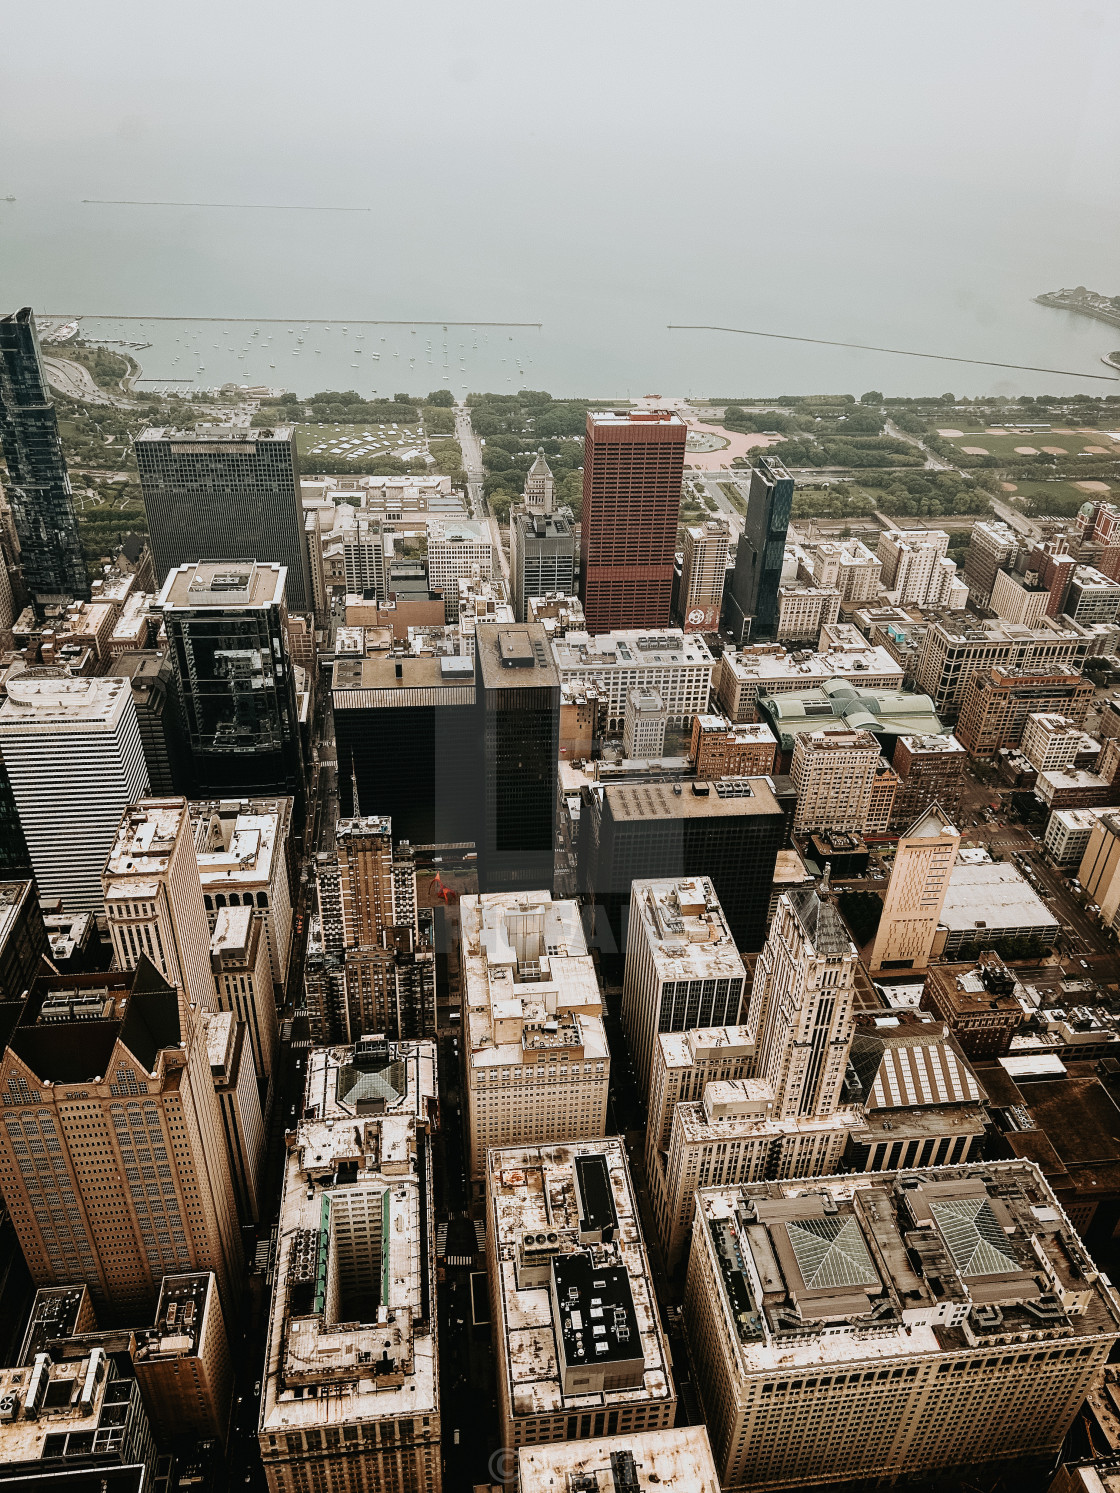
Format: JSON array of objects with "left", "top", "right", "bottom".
[
  {"left": 294, "top": 422, "right": 426, "bottom": 462},
  {"left": 935, "top": 427, "right": 1119, "bottom": 462}
]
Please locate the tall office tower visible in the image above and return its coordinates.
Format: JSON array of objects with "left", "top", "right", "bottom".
[
  {"left": 679, "top": 518, "right": 731, "bottom": 633},
  {"left": 204, "top": 1008, "right": 264, "bottom": 1223},
  {"left": 338, "top": 510, "right": 387, "bottom": 598},
  {"left": 0, "top": 752, "right": 34, "bottom": 879},
  {"left": 580, "top": 410, "right": 686, "bottom": 634},
  {"left": 790, "top": 728, "right": 882, "bottom": 834},
  {"left": 0, "top": 675, "right": 149, "bottom": 913},
  {"left": 686, "top": 1163, "right": 1120, "bottom": 1493},
  {"left": 990, "top": 567, "right": 1050, "bottom": 626},
  {"left": 102, "top": 798, "right": 218, "bottom": 1015},
  {"left": 191, "top": 795, "right": 294, "bottom": 990},
  {"left": 460, "top": 892, "right": 609, "bottom": 1179},
  {"left": 0, "top": 959, "right": 242, "bottom": 1319},
  {"left": 485, "top": 1138, "right": 676, "bottom": 1452},
  {"left": 622, "top": 686, "right": 667, "bottom": 759},
  {"left": 0, "top": 308, "right": 88, "bottom": 605},
  {"left": 332, "top": 647, "right": 478, "bottom": 841},
  {"left": 955, "top": 664, "right": 1094, "bottom": 756},
  {"left": 108, "top": 651, "right": 188, "bottom": 795},
  {"left": 869, "top": 804, "right": 960, "bottom": 974},
  {"left": 726, "top": 456, "right": 794, "bottom": 641},
  {"left": 136, "top": 423, "right": 311, "bottom": 609},
  {"left": 580, "top": 777, "right": 784, "bottom": 961},
  {"left": 333, "top": 816, "right": 435, "bottom": 1041},
  {"left": 426, "top": 518, "right": 494, "bottom": 619},
  {"left": 622, "top": 877, "right": 747, "bottom": 1094},
  {"left": 890, "top": 732, "right": 965, "bottom": 827},
  {"left": 158, "top": 561, "right": 305, "bottom": 800},
  {"left": 476, "top": 622, "right": 560, "bottom": 893},
  {"left": 518, "top": 1426, "right": 720, "bottom": 1493},
  {"left": 511, "top": 509, "right": 577, "bottom": 621},
  {"left": 1066, "top": 563, "right": 1120, "bottom": 625},
  {"left": 258, "top": 1038, "right": 440, "bottom": 1493},
  {"left": 964, "top": 519, "right": 1020, "bottom": 604},
  {"left": 751, "top": 889, "right": 858, "bottom": 1118},
  {"left": 1029, "top": 536, "right": 1078, "bottom": 616},
  {"left": 133, "top": 1271, "right": 234, "bottom": 1446},
  {"left": 0, "top": 880, "right": 49, "bottom": 1001},
  {"left": 210, "top": 906, "right": 278, "bottom": 1080}
]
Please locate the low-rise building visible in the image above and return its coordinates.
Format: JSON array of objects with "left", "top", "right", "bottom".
[
  {"left": 937, "top": 862, "right": 1059, "bottom": 958},
  {"left": 687, "top": 1163, "right": 1120, "bottom": 1492},
  {"left": 517, "top": 1425, "right": 721, "bottom": 1493},
  {"left": 257, "top": 1038, "right": 440, "bottom": 1493},
  {"left": 955, "top": 665, "right": 1094, "bottom": 756},
  {"left": 1038, "top": 768, "right": 1116, "bottom": 812},
  {"left": 485, "top": 1138, "right": 675, "bottom": 1451},
  {"left": 462, "top": 893, "right": 609, "bottom": 1180},
  {"left": 921, "top": 955, "right": 1027, "bottom": 1058},
  {"left": 1044, "top": 806, "right": 1110, "bottom": 867},
  {"left": 690, "top": 715, "right": 777, "bottom": 778}
]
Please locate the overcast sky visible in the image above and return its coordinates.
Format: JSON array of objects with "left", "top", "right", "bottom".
[{"left": 3, "top": 0, "right": 1117, "bottom": 207}]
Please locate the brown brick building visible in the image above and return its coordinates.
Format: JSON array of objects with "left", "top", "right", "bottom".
[
  {"left": 580, "top": 410, "right": 685, "bottom": 634},
  {"left": 955, "top": 665, "right": 1093, "bottom": 757},
  {"left": 921, "top": 954, "right": 1025, "bottom": 1058},
  {"left": 890, "top": 732, "right": 965, "bottom": 826},
  {"left": 690, "top": 714, "right": 777, "bottom": 778}
]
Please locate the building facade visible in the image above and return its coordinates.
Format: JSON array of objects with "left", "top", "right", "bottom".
[
  {"left": 789, "top": 728, "right": 882, "bottom": 834},
  {"left": 955, "top": 665, "right": 1094, "bottom": 756},
  {"left": 553, "top": 627, "right": 713, "bottom": 733},
  {"left": 726, "top": 457, "right": 795, "bottom": 641},
  {"left": 679, "top": 519, "right": 730, "bottom": 632},
  {"left": 869, "top": 804, "right": 960, "bottom": 973}
]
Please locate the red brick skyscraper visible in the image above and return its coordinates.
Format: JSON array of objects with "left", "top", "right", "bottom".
[{"left": 580, "top": 410, "right": 686, "bottom": 633}]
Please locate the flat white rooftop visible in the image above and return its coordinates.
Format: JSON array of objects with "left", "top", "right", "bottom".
[
  {"left": 518, "top": 1426, "right": 720, "bottom": 1493},
  {"left": 940, "top": 862, "right": 1059, "bottom": 934}
]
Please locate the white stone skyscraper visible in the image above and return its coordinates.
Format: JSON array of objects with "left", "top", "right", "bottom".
[{"left": 751, "top": 889, "right": 859, "bottom": 1119}]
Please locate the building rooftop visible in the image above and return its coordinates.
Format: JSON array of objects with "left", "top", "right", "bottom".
[
  {"left": 487, "top": 1138, "right": 674, "bottom": 1420},
  {"left": 138, "top": 424, "right": 293, "bottom": 443},
  {"left": 758, "top": 683, "right": 944, "bottom": 751},
  {"left": 847, "top": 1010, "right": 985, "bottom": 1110},
  {"left": 103, "top": 799, "right": 187, "bottom": 880},
  {"left": 588, "top": 410, "right": 686, "bottom": 428},
  {"left": 630, "top": 878, "right": 747, "bottom": 983},
  {"left": 517, "top": 1425, "right": 721, "bottom": 1493},
  {"left": 0, "top": 675, "right": 132, "bottom": 729},
  {"left": 190, "top": 798, "right": 289, "bottom": 888},
  {"left": 657, "top": 1026, "right": 756, "bottom": 1071},
  {"left": 940, "top": 862, "right": 1058, "bottom": 935},
  {"left": 0, "top": 1347, "right": 142, "bottom": 1467},
  {"left": 0, "top": 881, "right": 34, "bottom": 956},
  {"left": 554, "top": 630, "right": 713, "bottom": 672},
  {"left": 157, "top": 560, "right": 286, "bottom": 610},
  {"left": 461, "top": 893, "right": 606, "bottom": 1071},
  {"left": 331, "top": 651, "right": 475, "bottom": 694},
  {"left": 696, "top": 1160, "right": 1120, "bottom": 1374},
  {"left": 210, "top": 905, "right": 255, "bottom": 966},
  {"left": 722, "top": 643, "right": 904, "bottom": 688},
  {"left": 134, "top": 1272, "right": 214, "bottom": 1364},
  {"left": 260, "top": 1038, "right": 438, "bottom": 1441},
  {"left": 676, "top": 1084, "right": 861, "bottom": 1146},
  {"left": 603, "top": 776, "right": 782, "bottom": 823}
]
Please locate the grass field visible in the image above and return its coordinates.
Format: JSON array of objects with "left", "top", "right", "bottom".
[
  {"left": 935, "top": 427, "right": 1119, "bottom": 462},
  {"left": 294, "top": 422, "right": 425, "bottom": 461},
  {"left": 1005, "top": 478, "right": 1112, "bottom": 514}
]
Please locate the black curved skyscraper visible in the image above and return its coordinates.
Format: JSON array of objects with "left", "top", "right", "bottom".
[{"left": 0, "top": 307, "right": 89, "bottom": 604}]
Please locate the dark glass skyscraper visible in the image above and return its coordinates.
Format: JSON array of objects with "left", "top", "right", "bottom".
[
  {"left": 0, "top": 753, "right": 34, "bottom": 880},
  {"left": 137, "top": 424, "right": 312, "bottom": 610},
  {"left": 0, "top": 308, "right": 89, "bottom": 604},
  {"left": 726, "top": 455, "right": 794, "bottom": 641},
  {"left": 475, "top": 622, "right": 560, "bottom": 893}
]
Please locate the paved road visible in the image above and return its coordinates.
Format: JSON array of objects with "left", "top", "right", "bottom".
[
  {"left": 455, "top": 401, "right": 510, "bottom": 583},
  {"left": 884, "top": 417, "right": 959, "bottom": 473},
  {"left": 42, "top": 355, "right": 134, "bottom": 407},
  {"left": 694, "top": 472, "right": 746, "bottom": 539}
]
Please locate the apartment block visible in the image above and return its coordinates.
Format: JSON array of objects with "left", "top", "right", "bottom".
[
  {"left": 802, "top": 537, "right": 882, "bottom": 604},
  {"left": 622, "top": 878, "right": 747, "bottom": 1095},
  {"left": 133, "top": 1270, "right": 233, "bottom": 1445},
  {"left": 955, "top": 666, "right": 1094, "bottom": 756},
  {"left": 1068, "top": 565, "right": 1120, "bottom": 626},
  {"left": 518, "top": 1425, "right": 720, "bottom": 1493},
  {"left": 103, "top": 797, "right": 217, "bottom": 1015},
  {"left": 680, "top": 519, "right": 731, "bottom": 632},
  {"left": 690, "top": 715, "right": 777, "bottom": 779},
  {"left": 209, "top": 906, "right": 277, "bottom": 1082},
  {"left": 964, "top": 520, "right": 1020, "bottom": 604},
  {"left": 1022, "top": 712, "right": 1084, "bottom": 773},
  {"left": 790, "top": 728, "right": 882, "bottom": 833},
  {"left": 486, "top": 1138, "right": 675, "bottom": 1450},
  {"left": 0, "top": 960, "right": 242, "bottom": 1320},
  {"left": 990, "top": 568, "right": 1050, "bottom": 627},
  {"left": 877, "top": 528, "right": 966, "bottom": 608},
  {"left": 0, "top": 675, "right": 149, "bottom": 914},
  {"left": 869, "top": 805, "right": 960, "bottom": 974},
  {"left": 688, "top": 1162, "right": 1120, "bottom": 1492},
  {"left": 775, "top": 583, "right": 841, "bottom": 644},
  {"left": 258, "top": 1038, "right": 440, "bottom": 1493},
  {"left": 915, "top": 616, "right": 1091, "bottom": 717},
  {"left": 553, "top": 628, "right": 713, "bottom": 732},
  {"left": 192, "top": 796, "right": 294, "bottom": 989},
  {"left": 891, "top": 733, "right": 965, "bottom": 827},
  {"left": 462, "top": 892, "right": 608, "bottom": 1179},
  {"left": 425, "top": 518, "right": 493, "bottom": 618},
  {"left": 204, "top": 1009, "right": 264, "bottom": 1224},
  {"left": 1044, "top": 806, "right": 1110, "bottom": 867}
]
